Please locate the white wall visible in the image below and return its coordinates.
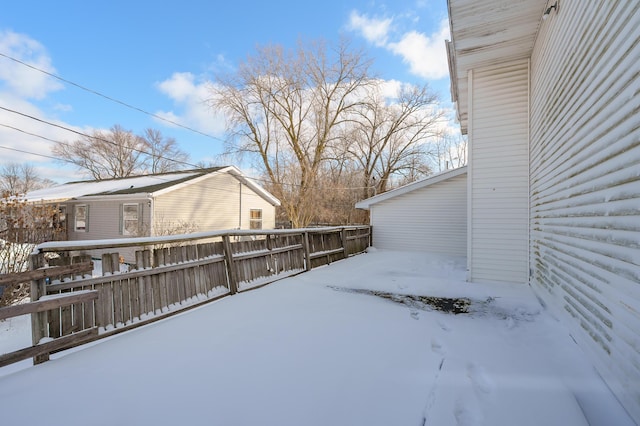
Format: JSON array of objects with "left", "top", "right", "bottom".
[
  {"left": 468, "top": 59, "right": 530, "bottom": 284},
  {"left": 530, "top": 2, "right": 640, "bottom": 421},
  {"left": 153, "top": 172, "right": 276, "bottom": 233},
  {"left": 369, "top": 173, "right": 467, "bottom": 256}
]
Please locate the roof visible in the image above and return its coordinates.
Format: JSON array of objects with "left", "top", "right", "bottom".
[
  {"left": 25, "top": 166, "right": 281, "bottom": 206},
  {"left": 355, "top": 166, "right": 467, "bottom": 210},
  {"left": 447, "top": 0, "right": 547, "bottom": 133}
]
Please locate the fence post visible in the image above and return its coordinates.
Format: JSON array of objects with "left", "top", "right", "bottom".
[
  {"left": 341, "top": 228, "right": 349, "bottom": 258},
  {"left": 302, "top": 231, "right": 312, "bottom": 272},
  {"left": 222, "top": 235, "right": 238, "bottom": 294},
  {"left": 29, "top": 253, "right": 49, "bottom": 364}
]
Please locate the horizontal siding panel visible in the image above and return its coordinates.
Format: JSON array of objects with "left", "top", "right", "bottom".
[
  {"left": 530, "top": 0, "right": 640, "bottom": 421},
  {"left": 370, "top": 174, "right": 467, "bottom": 256}
]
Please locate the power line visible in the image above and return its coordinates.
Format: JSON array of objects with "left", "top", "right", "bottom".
[
  {"left": 0, "top": 121, "right": 373, "bottom": 193},
  {"left": 0, "top": 51, "right": 225, "bottom": 143},
  {"left": 0, "top": 52, "right": 401, "bottom": 193},
  {"left": 0, "top": 106, "right": 198, "bottom": 171},
  {"left": 0, "top": 139, "right": 63, "bottom": 162},
  {"left": 0, "top": 105, "right": 379, "bottom": 192},
  {"left": 0, "top": 139, "right": 259, "bottom": 198}
]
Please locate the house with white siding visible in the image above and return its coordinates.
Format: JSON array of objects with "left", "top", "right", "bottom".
[
  {"left": 359, "top": 1, "right": 640, "bottom": 421},
  {"left": 26, "top": 166, "right": 280, "bottom": 261}
]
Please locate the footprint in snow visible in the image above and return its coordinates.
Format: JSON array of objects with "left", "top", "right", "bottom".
[
  {"left": 431, "top": 338, "right": 445, "bottom": 355},
  {"left": 454, "top": 395, "right": 482, "bottom": 426},
  {"left": 467, "top": 363, "right": 494, "bottom": 395},
  {"left": 437, "top": 320, "right": 452, "bottom": 332}
]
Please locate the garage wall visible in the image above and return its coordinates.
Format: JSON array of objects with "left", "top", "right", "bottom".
[{"left": 369, "top": 172, "right": 467, "bottom": 256}]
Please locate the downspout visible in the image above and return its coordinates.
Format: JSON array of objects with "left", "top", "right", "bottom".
[
  {"left": 147, "top": 194, "right": 154, "bottom": 237},
  {"left": 238, "top": 182, "right": 242, "bottom": 230},
  {"left": 466, "top": 69, "right": 473, "bottom": 282}
]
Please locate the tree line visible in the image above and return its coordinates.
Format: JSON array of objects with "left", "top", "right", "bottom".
[
  {"left": 2, "top": 37, "right": 466, "bottom": 227},
  {"left": 210, "top": 39, "right": 466, "bottom": 227}
]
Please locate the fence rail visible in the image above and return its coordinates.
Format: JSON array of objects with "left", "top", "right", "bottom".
[{"left": 0, "top": 226, "right": 370, "bottom": 367}]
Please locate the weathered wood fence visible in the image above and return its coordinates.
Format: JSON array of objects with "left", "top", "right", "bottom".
[{"left": 0, "top": 226, "right": 370, "bottom": 367}]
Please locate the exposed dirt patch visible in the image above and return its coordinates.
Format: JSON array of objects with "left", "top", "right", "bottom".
[{"left": 330, "top": 287, "right": 472, "bottom": 314}]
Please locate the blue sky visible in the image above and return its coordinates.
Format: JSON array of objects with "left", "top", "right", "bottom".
[{"left": 0, "top": 0, "right": 453, "bottom": 183}]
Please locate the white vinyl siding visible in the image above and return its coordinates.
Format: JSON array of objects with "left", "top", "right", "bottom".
[
  {"left": 530, "top": 1, "right": 640, "bottom": 421},
  {"left": 153, "top": 173, "right": 276, "bottom": 233},
  {"left": 369, "top": 173, "right": 467, "bottom": 256},
  {"left": 468, "top": 59, "right": 530, "bottom": 283}
]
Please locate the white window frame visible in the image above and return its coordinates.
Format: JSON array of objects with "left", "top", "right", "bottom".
[
  {"left": 74, "top": 204, "right": 88, "bottom": 232},
  {"left": 249, "top": 209, "right": 262, "bottom": 230},
  {"left": 122, "top": 203, "right": 140, "bottom": 236}
]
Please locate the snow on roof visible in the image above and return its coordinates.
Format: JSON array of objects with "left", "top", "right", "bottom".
[
  {"left": 355, "top": 166, "right": 467, "bottom": 209},
  {"left": 24, "top": 171, "right": 201, "bottom": 202}
]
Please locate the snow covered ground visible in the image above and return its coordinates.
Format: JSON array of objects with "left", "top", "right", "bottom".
[{"left": 0, "top": 249, "right": 634, "bottom": 425}]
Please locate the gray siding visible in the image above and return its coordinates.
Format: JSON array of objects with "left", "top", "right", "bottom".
[
  {"left": 65, "top": 198, "right": 149, "bottom": 262},
  {"left": 468, "top": 59, "right": 530, "bottom": 283},
  {"left": 530, "top": 1, "right": 640, "bottom": 420},
  {"left": 370, "top": 173, "right": 467, "bottom": 256}
]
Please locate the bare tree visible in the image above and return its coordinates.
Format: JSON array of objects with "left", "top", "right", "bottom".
[
  {"left": 433, "top": 132, "right": 468, "bottom": 172},
  {"left": 0, "top": 192, "right": 64, "bottom": 306},
  {"left": 210, "top": 38, "right": 373, "bottom": 228},
  {"left": 345, "top": 82, "right": 443, "bottom": 198},
  {"left": 52, "top": 125, "right": 149, "bottom": 180},
  {"left": 0, "top": 163, "right": 55, "bottom": 194},
  {"left": 142, "top": 128, "right": 190, "bottom": 173}
]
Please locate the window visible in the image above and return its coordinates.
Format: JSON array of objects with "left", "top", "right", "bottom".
[
  {"left": 122, "top": 203, "right": 140, "bottom": 236},
  {"left": 249, "top": 209, "right": 262, "bottom": 230},
  {"left": 74, "top": 204, "right": 88, "bottom": 232}
]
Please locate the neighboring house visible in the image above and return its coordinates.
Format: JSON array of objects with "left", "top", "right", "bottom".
[
  {"left": 358, "top": 1, "right": 640, "bottom": 421},
  {"left": 26, "top": 166, "right": 280, "bottom": 261},
  {"left": 355, "top": 167, "right": 467, "bottom": 256}
]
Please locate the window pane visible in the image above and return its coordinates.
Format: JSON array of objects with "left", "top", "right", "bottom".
[
  {"left": 124, "top": 220, "right": 138, "bottom": 235},
  {"left": 75, "top": 205, "right": 86, "bottom": 231},
  {"left": 122, "top": 204, "right": 139, "bottom": 236},
  {"left": 123, "top": 204, "right": 138, "bottom": 220},
  {"left": 249, "top": 209, "right": 262, "bottom": 230}
]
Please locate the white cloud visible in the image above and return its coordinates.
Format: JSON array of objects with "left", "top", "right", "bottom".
[
  {"left": 155, "top": 72, "right": 226, "bottom": 136},
  {"left": 0, "top": 30, "right": 63, "bottom": 99},
  {"left": 347, "top": 11, "right": 392, "bottom": 47},
  {"left": 0, "top": 31, "right": 89, "bottom": 183},
  {"left": 388, "top": 19, "right": 450, "bottom": 80},
  {"left": 348, "top": 10, "right": 450, "bottom": 81},
  {"left": 0, "top": 93, "right": 85, "bottom": 181}
]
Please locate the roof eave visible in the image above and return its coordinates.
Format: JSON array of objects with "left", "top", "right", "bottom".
[
  {"left": 447, "top": 0, "right": 546, "bottom": 134},
  {"left": 355, "top": 166, "right": 467, "bottom": 209}
]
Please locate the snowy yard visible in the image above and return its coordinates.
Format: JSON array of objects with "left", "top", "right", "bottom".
[{"left": 0, "top": 249, "right": 634, "bottom": 425}]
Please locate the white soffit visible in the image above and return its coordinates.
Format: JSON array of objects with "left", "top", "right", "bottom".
[{"left": 447, "top": 0, "right": 546, "bottom": 133}]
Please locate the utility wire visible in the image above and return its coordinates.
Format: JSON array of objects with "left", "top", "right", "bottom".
[
  {"left": 0, "top": 53, "right": 384, "bottom": 192},
  {"left": 0, "top": 139, "right": 264, "bottom": 198},
  {"left": 0, "top": 120, "right": 373, "bottom": 194},
  {"left": 0, "top": 51, "right": 225, "bottom": 143},
  {"left": 0, "top": 106, "right": 198, "bottom": 171}
]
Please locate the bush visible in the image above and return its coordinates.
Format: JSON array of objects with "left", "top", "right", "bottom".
[{"left": 0, "top": 192, "right": 65, "bottom": 306}]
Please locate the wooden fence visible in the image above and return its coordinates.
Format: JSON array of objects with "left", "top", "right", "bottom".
[{"left": 0, "top": 226, "right": 370, "bottom": 367}]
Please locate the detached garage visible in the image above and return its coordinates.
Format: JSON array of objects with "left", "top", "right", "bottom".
[{"left": 356, "top": 167, "right": 467, "bottom": 256}]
